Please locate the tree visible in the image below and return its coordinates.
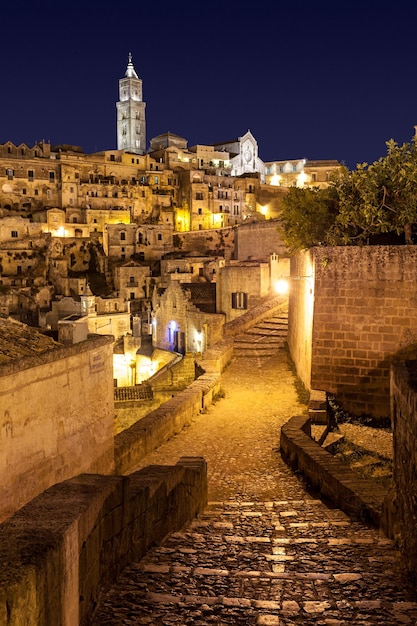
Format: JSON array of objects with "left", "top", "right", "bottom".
[
  {"left": 278, "top": 184, "right": 340, "bottom": 252},
  {"left": 278, "top": 136, "right": 417, "bottom": 251},
  {"left": 328, "top": 138, "right": 417, "bottom": 245}
]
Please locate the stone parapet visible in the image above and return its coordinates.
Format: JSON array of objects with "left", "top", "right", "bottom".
[
  {"left": 280, "top": 414, "right": 387, "bottom": 528},
  {"left": 0, "top": 457, "right": 207, "bottom": 626},
  {"left": 222, "top": 296, "right": 287, "bottom": 338}
]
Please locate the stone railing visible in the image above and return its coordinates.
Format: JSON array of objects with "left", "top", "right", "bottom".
[
  {"left": 280, "top": 395, "right": 389, "bottom": 530},
  {"left": 0, "top": 457, "right": 207, "bottom": 626}
]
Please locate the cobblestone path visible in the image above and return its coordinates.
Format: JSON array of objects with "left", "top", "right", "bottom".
[{"left": 92, "top": 308, "right": 417, "bottom": 625}]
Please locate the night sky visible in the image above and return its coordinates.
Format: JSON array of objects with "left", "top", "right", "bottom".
[{"left": 2, "top": 2, "right": 417, "bottom": 171}]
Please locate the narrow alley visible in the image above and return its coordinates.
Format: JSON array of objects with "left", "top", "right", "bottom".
[{"left": 92, "top": 309, "right": 417, "bottom": 625}]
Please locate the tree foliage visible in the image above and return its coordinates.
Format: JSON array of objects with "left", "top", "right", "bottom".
[
  {"left": 278, "top": 137, "right": 417, "bottom": 250},
  {"left": 278, "top": 184, "right": 340, "bottom": 252}
]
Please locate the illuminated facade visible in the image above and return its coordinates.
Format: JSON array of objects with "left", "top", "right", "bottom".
[
  {"left": 264, "top": 159, "right": 341, "bottom": 188},
  {"left": 116, "top": 54, "right": 146, "bottom": 154}
]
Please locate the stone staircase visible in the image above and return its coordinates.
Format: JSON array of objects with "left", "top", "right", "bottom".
[
  {"left": 92, "top": 499, "right": 417, "bottom": 625},
  {"left": 232, "top": 309, "right": 288, "bottom": 358}
]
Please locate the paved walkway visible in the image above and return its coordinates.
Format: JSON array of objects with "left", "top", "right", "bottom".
[{"left": 92, "top": 310, "right": 417, "bottom": 625}]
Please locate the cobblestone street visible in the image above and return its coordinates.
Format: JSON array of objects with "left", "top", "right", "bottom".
[{"left": 92, "top": 311, "right": 417, "bottom": 625}]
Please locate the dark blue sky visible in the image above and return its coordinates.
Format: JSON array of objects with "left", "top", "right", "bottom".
[{"left": 2, "top": 2, "right": 416, "bottom": 170}]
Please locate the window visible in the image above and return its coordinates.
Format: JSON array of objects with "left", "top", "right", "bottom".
[
  {"left": 49, "top": 171, "right": 55, "bottom": 182},
  {"left": 311, "top": 173, "right": 317, "bottom": 182},
  {"left": 196, "top": 192, "right": 203, "bottom": 200},
  {"left": 22, "top": 189, "right": 26, "bottom": 195},
  {"left": 232, "top": 292, "right": 248, "bottom": 310},
  {"left": 6, "top": 168, "right": 14, "bottom": 180},
  {"left": 154, "top": 176, "right": 159, "bottom": 185},
  {"left": 11, "top": 230, "right": 18, "bottom": 238},
  {"left": 130, "top": 292, "right": 135, "bottom": 300},
  {"left": 129, "top": 276, "right": 135, "bottom": 283},
  {"left": 198, "top": 208, "right": 202, "bottom": 215},
  {"left": 157, "top": 233, "right": 162, "bottom": 241},
  {"left": 120, "top": 232, "right": 126, "bottom": 241},
  {"left": 28, "top": 170, "right": 34, "bottom": 181}
]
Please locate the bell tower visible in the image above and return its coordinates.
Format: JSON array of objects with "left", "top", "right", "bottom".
[{"left": 116, "top": 53, "right": 146, "bottom": 154}]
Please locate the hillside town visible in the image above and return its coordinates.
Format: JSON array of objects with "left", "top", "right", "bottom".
[
  {"left": 3, "top": 54, "right": 417, "bottom": 625},
  {"left": 0, "top": 55, "right": 341, "bottom": 386}
]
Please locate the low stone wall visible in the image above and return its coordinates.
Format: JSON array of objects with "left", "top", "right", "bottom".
[
  {"left": 114, "top": 372, "right": 221, "bottom": 474},
  {"left": 222, "top": 296, "right": 287, "bottom": 338},
  {"left": 0, "top": 457, "right": 207, "bottom": 626},
  {"left": 280, "top": 414, "right": 388, "bottom": 528},
  {"left": 390, "top": 351, "right": 417, "bottom": 579}
]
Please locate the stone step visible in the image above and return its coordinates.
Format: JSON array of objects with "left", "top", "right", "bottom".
[{"left": 91, "top": 500, "right": 417, "bottom": 624}]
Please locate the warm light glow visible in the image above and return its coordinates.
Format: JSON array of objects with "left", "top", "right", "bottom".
[
  {"left": 270, "top": 174, "right": 281, "bottom": 186},
  {"left": 274, "top": 279, "right": 289, "bottom": 295},
  {"left": 296, "top": 172, "right": 307, "bottom": 188},
  {"left": 212, "top": 213, "right": 223, "bottom": 227},
  {"left": 259, "top": 205, "right": 268, "bottom": 216}
]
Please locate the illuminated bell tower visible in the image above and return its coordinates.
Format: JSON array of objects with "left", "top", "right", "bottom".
[{"left": 116, "top": 53, "right": 146, "bottom": 154}]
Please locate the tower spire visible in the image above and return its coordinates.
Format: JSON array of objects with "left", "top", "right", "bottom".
[
  {"left": 116, "top": 54, "right": 146, "bottom": 154},
  {"left": 125, "top": 52, "right": 138, "bottom": 79}
]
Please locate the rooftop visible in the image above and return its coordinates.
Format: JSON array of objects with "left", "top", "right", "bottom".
[{"left": 0, "top": 318, "right": 61, "bottom": 364}]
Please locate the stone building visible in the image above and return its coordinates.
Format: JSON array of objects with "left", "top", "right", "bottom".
[
  {"left": 160, "top": 255, "right": 224, "bottom": 288},
  {"left": 0, "top": 318, "right": 114, "bottom": 522},
  {"left": 113, "top": 260, "right": 151, "bottom": 302},
  {"left": 216, "top": 254, "right": 282, "bottom": 322},
  {"left": 265, "top": 158, "right": 342, "bottom": 188},
  {"left": 152, "top": 280, "right": 224, "bottom": 354}
]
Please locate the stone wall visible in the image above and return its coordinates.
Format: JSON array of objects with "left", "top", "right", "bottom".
[
  {"left": 173, "top": 227, "right": 235, "bottom": 259},
  {"left": 0, "top": 335, "right": 115, "bottom": 522},
  {"left": 233, "top": 219, "right": 288, "bottom": 261},
  {"left": 390, "top": 351, "right": 417, "bottom": 579},
  {"left": 280, "top": 414, "right": 387, "bottom": 528},
  {"left": 287, "top": 251, "right": 315, "bottom": 394},
  {"left": 289, "top": 246, "right": 417, "bottom": 420},
  {"left": 0, "top": 458, "right": 207, "bottom": 626},
  {"left": 114, "top": 373, "right": 220, "bottom": 474}
]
